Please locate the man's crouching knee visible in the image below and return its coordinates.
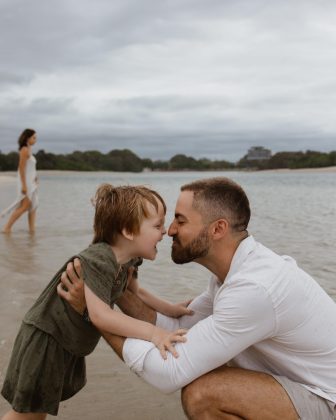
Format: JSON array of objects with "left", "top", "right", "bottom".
[{"left": 181, "top": 377, "right": 211, "bottom": 419}]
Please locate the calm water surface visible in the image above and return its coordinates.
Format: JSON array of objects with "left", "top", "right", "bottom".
[
  {"left": 0, "top": 170, "right": 335, "bottom": 419},
  {"left": 1, "top": 170, "right": 334, "bottom": 297}
]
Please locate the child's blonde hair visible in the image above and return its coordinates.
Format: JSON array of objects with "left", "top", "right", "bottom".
[{"left": 92, "top": 184, "right": 166, "bottom": 245}]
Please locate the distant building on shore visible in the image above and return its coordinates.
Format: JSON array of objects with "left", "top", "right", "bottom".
[{"left": 245, "top": 146, "right": 272, "bottom": 161}]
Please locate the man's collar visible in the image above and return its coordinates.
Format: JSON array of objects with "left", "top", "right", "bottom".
[{"left": 224, "top": 235, "right": 257, "bottom": 282}]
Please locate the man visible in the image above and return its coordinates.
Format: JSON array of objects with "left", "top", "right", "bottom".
[{"left": 59, "top": 177, "right": 336, "bottom": 419}]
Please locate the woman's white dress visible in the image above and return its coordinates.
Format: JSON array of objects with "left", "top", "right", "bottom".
[{"left": 0, "top": 154, "right": 38, "bottom": 217}]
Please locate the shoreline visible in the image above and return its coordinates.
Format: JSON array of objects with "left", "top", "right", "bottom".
[
  {"left": 0, "top": 166, "right": 335, "bottom": 179},
  {"left": 255, "top": 166, "right": 336, "bottom": 173}
]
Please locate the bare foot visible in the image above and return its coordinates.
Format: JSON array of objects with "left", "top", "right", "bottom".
[{"left": 2, "top": 228, "right": 11, "bottom": 234}]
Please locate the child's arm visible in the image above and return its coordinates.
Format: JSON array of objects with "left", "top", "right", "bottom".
[
  {"left": 85, "top": 284, "right": 187, "bottom": 359},
  {"left": 138, "top": 286, "right": 194, "bottom": 318},
  {"left": 128, "top": 276, "right": 194, "bottom": 318}
]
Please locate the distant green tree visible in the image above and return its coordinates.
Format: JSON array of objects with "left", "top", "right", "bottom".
[
  {"left": 238, "top": 150, "right": 336, "bottom": 170},
  {"left": 35, "top": 150, "right": 58, "bottom": 169},
  {"left": 197, "top": 158, "right": 212, "bottom": 170},
  {"left": 0, "top": 151, "right": 18, "bottom": 170},
  {"left": 169, "top": 154, "right": 198, "bottom": 170},
  {"left": 211, "top": 159, "right": 235, "bottom": 170},
  {"left": 329, "top": 151, "right": 336, "bottom": 166},
  {"left": 141, "top": 158, "right": 154, "bottom": 170},
  {"left": 152, "top": 160, "right": 169, "bottom": 170},
  {"left": 106, "top": 149, "right": 143, "bottom": 172},
  {"left": 63, "top": 151, "right": 98, "bottom": 170},
  {"left": 1, "top": 147, "right": 335, "bottom": 172}
]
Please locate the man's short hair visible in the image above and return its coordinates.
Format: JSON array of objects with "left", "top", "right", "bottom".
[
  {"left": 181, "top": 177, "right": 250, "bottom": 232},
  {"left": 92, "top": 184, "right": 166, "bottom": 245}
]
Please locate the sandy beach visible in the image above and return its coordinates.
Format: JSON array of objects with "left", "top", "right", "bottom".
[{"left": 1, "top": 338, "right": 183, "bottom": 420}]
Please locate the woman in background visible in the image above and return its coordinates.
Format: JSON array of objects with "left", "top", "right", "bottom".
[{"left": 1, "top": 128, "right": 38, "bottom": 234}]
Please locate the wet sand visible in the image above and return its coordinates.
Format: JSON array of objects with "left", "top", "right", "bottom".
[{"left": 1, "top": 333, "right": 184, "bottom": 420}]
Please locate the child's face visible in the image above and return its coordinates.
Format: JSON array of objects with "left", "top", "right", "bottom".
[{"left": 132, "top": 199, "right": 166, "bottom": 260}]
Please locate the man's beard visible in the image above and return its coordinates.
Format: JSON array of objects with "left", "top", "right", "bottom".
[{"left": 171, "top": 227, "right": 210, "bottom": 264}]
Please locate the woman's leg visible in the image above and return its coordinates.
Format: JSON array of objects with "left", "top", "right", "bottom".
[
  {"left": 1, "top": 409, "right": 47, "bottom": 420},
  {"left": 28, "top": 208, "right": 37, "bottom": 234},
  {"left": 2, "top": 198, "right": 31, "bottom": 233}
]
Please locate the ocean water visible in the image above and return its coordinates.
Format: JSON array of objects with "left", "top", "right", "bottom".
[
  {"left": 0, "top": 170, "right": 335, "bottom": 419},
  {"left": 1, "top": 170, "right": 335, "bottom": 297}
]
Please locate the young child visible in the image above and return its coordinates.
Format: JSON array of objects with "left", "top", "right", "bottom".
[{"left": 1, "top": 184, "right": 191, "bottom": 419}]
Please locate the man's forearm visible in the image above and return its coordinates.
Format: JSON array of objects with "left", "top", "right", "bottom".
[
  {"left": 100, "top": 290, "right": 157, "bottom": 364},
  {"left": 102, "top": 331, "right": 126, "bottom": 360},
  {"left": 116, "top": 289, "right": 157, "bottom": 324}
]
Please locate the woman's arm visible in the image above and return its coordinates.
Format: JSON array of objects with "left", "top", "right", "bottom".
[
  {"left": 18, "top": 147, "right": 29, "bottom": 194},
  {"left": 84, "top": 284, "right": 187, "bottom": 359}
]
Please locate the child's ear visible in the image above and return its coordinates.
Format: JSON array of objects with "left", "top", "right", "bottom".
[{"left": 122, "top": 228, "right": 134, "bottom": 241}]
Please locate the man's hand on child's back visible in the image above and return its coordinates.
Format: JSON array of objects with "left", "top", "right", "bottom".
[{"left": 57, "top": 258, "right": 86, "bottom": 315}]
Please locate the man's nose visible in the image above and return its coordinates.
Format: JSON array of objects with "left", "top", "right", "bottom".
[{"left": 168, "top": 221, "right": 176, "bottom": 237}]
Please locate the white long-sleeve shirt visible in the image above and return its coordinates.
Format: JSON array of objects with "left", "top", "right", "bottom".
[{"left": 123, "top": 236, "right": 336, "bottom": 403}]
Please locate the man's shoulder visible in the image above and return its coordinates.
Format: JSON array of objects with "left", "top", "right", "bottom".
[
  {"left": 223, "top": 243, "right": 304, "bottom": 304},
  {"left": 231, "top": 243, "right": 288, "bottom": 282}
]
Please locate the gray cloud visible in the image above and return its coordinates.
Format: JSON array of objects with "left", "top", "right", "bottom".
[{"left": 1, "top": 0, "right": 336, "bottom": 162}]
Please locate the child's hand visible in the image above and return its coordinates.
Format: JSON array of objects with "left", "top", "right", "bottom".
[
  {"left": 164, "top": 299, "right": 194, "bottom": 318},
  {"left": 151, "top": 327, "right": 188, "bottom": 360}
]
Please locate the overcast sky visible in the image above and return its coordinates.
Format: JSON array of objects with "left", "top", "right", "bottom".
[{"left": 1, "top": 0, "right": 335, "bottom": 162}]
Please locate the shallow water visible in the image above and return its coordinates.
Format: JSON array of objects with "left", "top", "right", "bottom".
[{"left": 0, "top": 170, "right": 335, "bottom": 419}]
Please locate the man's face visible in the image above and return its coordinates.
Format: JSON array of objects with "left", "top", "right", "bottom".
[{"left": 168, "top": 191, "right": 210, "bottom": 264}]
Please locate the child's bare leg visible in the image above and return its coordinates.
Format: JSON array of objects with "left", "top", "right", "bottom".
[
  {"left": 3, "top": 198, "right": 31, "bottom": 233},
  {"left": 28, "top": 208, "right": 37, "bottom": 234},
  {"left": 1, "top": 410, "right": 47, "bottom": 420}
]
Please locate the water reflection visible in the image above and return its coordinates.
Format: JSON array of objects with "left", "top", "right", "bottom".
[{"left": 2, "top": 233, "right": 39, "bottom": 274}]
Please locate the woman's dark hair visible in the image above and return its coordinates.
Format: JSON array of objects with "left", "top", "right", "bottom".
[{"left": 18, "top": 129, "right": 36, "bottom": 150}]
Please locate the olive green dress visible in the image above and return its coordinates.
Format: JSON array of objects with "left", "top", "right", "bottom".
[{"left": 1, "top": 242, "right": 136, "bottom": 415}]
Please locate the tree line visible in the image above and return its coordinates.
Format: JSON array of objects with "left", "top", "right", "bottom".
[
  {"left": 237, "top": 150, "right": 336, "bottom": 170},
  {"left": 0, "top": 149, "right": 234, "bottom": 172},
  {"left": 0, "top": 148, "right": 335, "bottom": 172}
]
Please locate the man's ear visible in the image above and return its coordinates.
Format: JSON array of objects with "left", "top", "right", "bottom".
[
  {"left": 122, "top": 228, "right": 134, "bottom": 241},
  {"left": 211, "top": 219, "right": 229, "bottom": 240}
]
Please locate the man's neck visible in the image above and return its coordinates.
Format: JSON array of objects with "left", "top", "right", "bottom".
[{"left": 196, "top": 234, "right": 247, "bottom": 283}]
